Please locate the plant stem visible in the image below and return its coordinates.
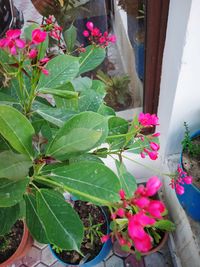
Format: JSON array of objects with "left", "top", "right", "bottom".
[{"left": 121, "top": 154, "right": 174, "bottom": 178}]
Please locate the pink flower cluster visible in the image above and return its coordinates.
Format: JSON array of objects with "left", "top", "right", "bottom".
[
  {"left": 41, "top": 15, "right": 62, "bottom": 41},
  {"left": 102, "top": 177, "right": 167, "bottom": 253},
  {"left": 0, "top": 29, "right": 25, "bottom": 55},
  {"left": 170, "top": 165, "right": 193, "bottom": 195},
  {"left": 83, "top": 21, "right": 116, "bottom": 48},
  {"left": 0, "top": 27, "right": 50, "bottom": 76},
  {"left": 138, "top": 113, "right": 159, "bottom": 127}
]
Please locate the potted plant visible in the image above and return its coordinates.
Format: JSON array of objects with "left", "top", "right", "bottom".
[
  {"left": 175, "top": 123, "right": 200, "bottom": 221},
  {"left": 0, "top": 16, "right": 174, "bottom": 265},
  {"left": 49, "top": 199, "right": 112, "bottom": 266}
]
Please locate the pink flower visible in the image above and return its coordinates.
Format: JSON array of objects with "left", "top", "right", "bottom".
[
  {"left": 28, "top": 49, "right": 38, "bottom": 59},
  {"left": 133, "top": 212, "right": 156, "bottom": 226},
  {"left": 101, "top": 234, "right": 110, "bottom": 243},
  {"left": 99, "top": 36, "right": 106, "bottom": 44},
  {"left": 50, "top": 30, "right": 60, "bottom": 40},
  {"left": 119, "top": 189, "right": 126, "bottom": 200},
  {"left": 138, "top": 113, "right": 159, "bottom": 127},
  {"left": 118, "top": 236, "right": 126, "bottom": 246},
  {"left": 183, "top": 176, "right": 193, "bottom": 184},
  {"left": 140, "top": 152, "right": 146, "bottom": 158},
  {"left": 40, "top": 57, "right": 50, "bottom": 64},
  {"left": 41, "top": 68, "right": 49, "bottom": 75},
  {"left": 135, "top": 185, "right": 146, "bottom": 196},
  {"left": 1, "top": 29, "right": 25, "bottom": 55},
  {"left": 133, "top": 234, "right": 153, "bottom": 252},
  {"left": 175, "top": 184, "right": 184, "bottom": 195},
  {"left": 116, "top": 208, "right": 125, "bottom": 217},
  {"left": 144, "top": 149, "right": 158, "bottom": 160},
  {"left": 134, "top": 197, "right": 150, "bottom": 209},
  {"left": 86, "top": 21, "right": 94, "bottom": 31},
  {"left": 6, "top": 29, "right": 21, "bottom": 39},
  {"left": 83, "top": 30, "right": 89, "bottom": 37},
  {"left": 150, "top": 142, "right": 160, "bottom": 151},
  {"left": 146, "top": 200, "right": 166, "bottom": 219},
  {"left": 146, "top": 176, "right": 162, "bottom": 196},
  {"left": 108, "top": 34, "right": 116, "bottom": 43},
  {"left": 152, "top": 132, "right": 160, "bottom": 137},
  {"left": 32, "top": 29, "right": 47, "bottom": 44},
  {"left": 91, "top": 27, "right": 100, "bottom": 37}
]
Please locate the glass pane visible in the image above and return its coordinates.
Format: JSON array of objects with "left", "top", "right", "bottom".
[{"left": 12, "top": 0, "right": 145, "bottom": 114}]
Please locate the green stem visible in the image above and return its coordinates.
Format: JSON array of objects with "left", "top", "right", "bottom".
[
  {"left": 34, "top": 176, "right": 113, "bottom": 206},
  {"left": 121, "top": 154, "right": 174, "bottom": 178}
]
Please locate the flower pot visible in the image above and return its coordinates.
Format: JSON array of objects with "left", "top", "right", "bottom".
[
  {"left": 0, "top": 221, "right": 33, "bottom": 267},
  {"left": 140, "top": 232, "right": 168, "bottom": 256},
  {"left": 177, "top": 130, "right": 200, "bottom": 221},
  {"left": 49, "top": 202, "right": 112, "bottom": 267}
]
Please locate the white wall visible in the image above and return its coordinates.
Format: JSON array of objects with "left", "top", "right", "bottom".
[{"left": 158, "top": 0, "right": 200, "bottom": 156}]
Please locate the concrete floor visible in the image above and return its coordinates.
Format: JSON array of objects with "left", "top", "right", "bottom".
[{"left": 10, "top": 238, "right": 174, "bottom": 267}]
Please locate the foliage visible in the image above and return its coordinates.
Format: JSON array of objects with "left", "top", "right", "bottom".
[
  {"left": 0, "top": 17, "right": 173, "bottom": 258},
  {"left": 182, "top": 122, "right": 200, "bottom": 158}
]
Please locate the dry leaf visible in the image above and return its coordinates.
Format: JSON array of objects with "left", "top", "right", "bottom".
[{"left": 58, "top": 0, "right": 64, "bottom": 7}]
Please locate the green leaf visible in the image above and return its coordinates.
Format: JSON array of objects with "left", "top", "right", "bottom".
[
  {"left": 47, "top": 161, "right": 121, "bottom": 205},
  {"left": 0, "top": 204, "right": 20, "bottom": 235},
  {"left": 107, "top": 117, "right": 128, "bottom": 149},
  {"left": 0, "top": 177, "right": 29, "bottom": 207},
  {"left": 0, "top": 151, "right": 32, "bottom": 180},
  {"left": 46, "top": 112, "right": 108, "bottom": 160},
  {"left": 24, "top": 194, "right": 49, "bottom": 244},
  {"left": 36, "top": 189, "right": 84, "bottom": 251},
  {"left": 79, "top": 45, "right": 106, "bottom": 75},
  {"left": 69, "top": 154, "right": 104, "bottom": 164},
  {"left": 154, "top": 220, "right": 175, "bottom": 232},
  {"left": 63, "top": 24, "right": 77, "bottom": 52},
  {"left": 98, "top": 104, "right": 116, "bottom": 116},
  {"left": 115, "top": 160, "right": 137, "bottom": 198},
  {"left": 71, "top": 77, "right": 92, "bottom": 92},
  {"left": 0, "top": 92, "right": 18, "bottom": 105},
  {"left": 37, "top": 55, "right": 79, "bottom": 89},
  {"left": 79, "top": 89, "right": 104, "bottom": 112},
  {"left": 33, "top": 102, "right": 77, "bottom": 127},
  {"left": 0, "top": 105, "right": 35, "bottom": 158}
]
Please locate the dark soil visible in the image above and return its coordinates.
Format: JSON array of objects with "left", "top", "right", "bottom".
[
  {"left": 182, "top": 136, "right": 200, "bottom": 189},
  {"left": 53, "top": 201, "right": 107, "bottom": 265},
  {"left": 0, "top": 220, "right": 24, "bottom": 263}
]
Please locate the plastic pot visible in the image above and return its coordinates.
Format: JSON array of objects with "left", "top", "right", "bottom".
[
  {"left": 49, "top": 206, "right": 112, "bottom": 267},
  {"left": 177, "top": 130, "right": 200, "bottom": 221},
  {"left": 0, "top": 222, "right": 33, "bottom": 267}
]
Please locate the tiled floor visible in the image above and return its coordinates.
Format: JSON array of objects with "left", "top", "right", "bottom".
[{"left": 10, "top": 239, "right": 174, "bottom": 267}]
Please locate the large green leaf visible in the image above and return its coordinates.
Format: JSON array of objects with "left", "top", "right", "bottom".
[
  {"left": 37, "top": 189, "right": 84, "bottom": 251},
  {"left": 0, "top": 105, "right": 35, "bottom": 158},
  {"left": 79, "top": 89, "right": 104, "bottom": 112},
  {"left": 154, "top": 220, "right": 175, "bottom": 231},
  {"left": 79, "top": 45, "right": 106, "bottom": 75},
  {"left": 115, "top": 160, "right": 137, "bottom": 198},
  {"left": 63, "top": 24, "right": 77, "bottom": 52},
  {"left": 0, "top": 92, "right": 18, "bottom": 105},
  {"left": 46, "top": 161, "right": 120, "bottom": 205},
  {"left": 33, "top": 102, "right": 77, "bottom": 127},
  {"left": 98, "top": 104, "right": 116, "bottom": 116},
  {"left": 24, "top": 194, "right": 49, "bottom": 244},
  {"left": 0, "top": 151, "right": 32, "bottom": 180},
  {"left": 37, "top": 55, "right": 79, "bottom": 89},
  {"left": 0, "top": 177, "right": 29, "bottom": 207},
  {"left": 0, "top": 204, "right": 20, "bottom": 235},
  {"left": 71, "top": 77, "right": 92, "bottom": 92},
  {"left": 46, "top": 112, "right": 108, "bottom": 160},
  {"left": 107, "top": 117, "right": 128, "bottom": 149}
]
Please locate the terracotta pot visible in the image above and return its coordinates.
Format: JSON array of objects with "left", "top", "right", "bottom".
[
  {"left": 0, "top": 222, "right": 33, "bottom": 267},
  {"left": 141, "top": 232, "right": 168, "bottom": 256}
]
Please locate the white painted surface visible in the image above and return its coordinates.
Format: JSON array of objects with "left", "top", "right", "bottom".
[
  {"left": 158, "top": 0, "right": 200, "bottom": 156},
  {"left": 158, "top": 1, "right": 200, "bottom": 266}
]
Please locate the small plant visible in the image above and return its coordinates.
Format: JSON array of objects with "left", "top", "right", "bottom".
[
  {"left": 85, "top": 214, "right": 104, "bottom": 247},
  {"left": 182, "top": 122, "right": 200, "bottom": 158},
  {"left": 0, "top": 237, "right": 10, "bottom": 253}
]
